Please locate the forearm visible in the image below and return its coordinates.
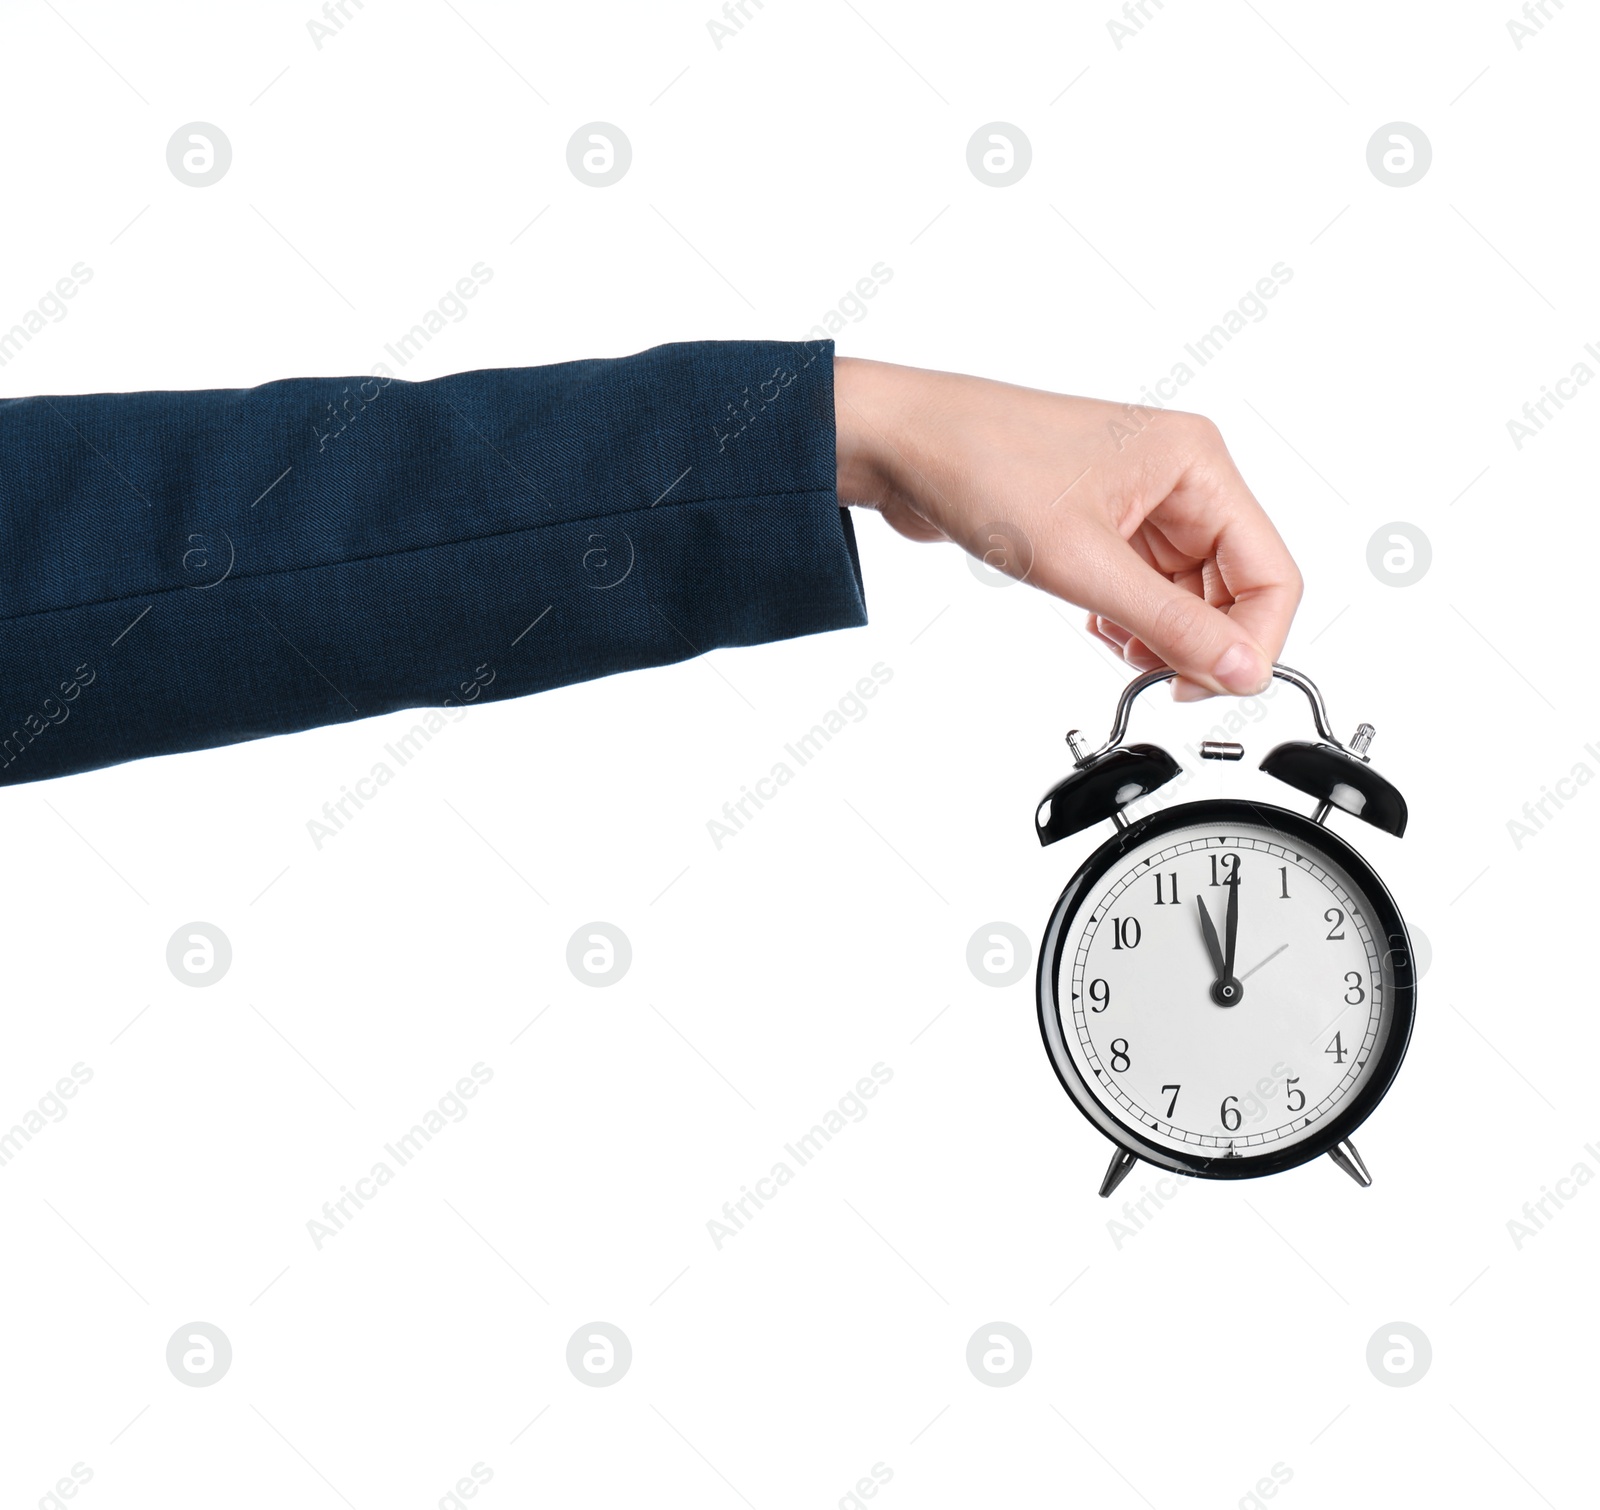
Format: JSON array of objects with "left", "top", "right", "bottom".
[{"left": 0, "top": 340, "right": 867, "bottom": 786}]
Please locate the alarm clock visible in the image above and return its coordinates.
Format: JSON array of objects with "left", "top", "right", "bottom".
[{"left": 1033, "top": 664, "right": 1416, "bottom": 1196}]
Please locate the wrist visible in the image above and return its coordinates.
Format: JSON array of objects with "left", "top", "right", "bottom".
[{"left": 834, "top": 356, "right": 907, "bottom": 506}]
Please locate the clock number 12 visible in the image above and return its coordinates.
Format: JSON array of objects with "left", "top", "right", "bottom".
[{"left": 1209, "top": 854, "right": 1240, "bottom": 887}]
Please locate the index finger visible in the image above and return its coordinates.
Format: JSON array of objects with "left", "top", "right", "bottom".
[{"left": 1155, "top": 451, "right": 1304, "bottom": 667}]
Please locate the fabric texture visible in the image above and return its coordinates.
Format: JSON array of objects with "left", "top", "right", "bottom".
[{"left": 0, "top": 338, "right": 866, "bottom": 786}]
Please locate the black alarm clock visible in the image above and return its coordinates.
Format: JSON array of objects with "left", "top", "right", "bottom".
[{"left": 1033, "top": 664, "right": 1416, "bottom": 1197}]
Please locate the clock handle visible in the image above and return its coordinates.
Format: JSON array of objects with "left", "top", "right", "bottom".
[{"left": 1074, "top": 662, "right": 1342, "bottom": 766}]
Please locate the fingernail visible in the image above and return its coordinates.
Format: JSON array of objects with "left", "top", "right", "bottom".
[{"left": 1213, "top": 642, "right": 1268, "bottom": 695}]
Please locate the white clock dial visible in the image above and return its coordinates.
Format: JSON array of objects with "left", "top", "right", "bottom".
[{"left": 1050, "top": 819, "right": 1394, "bottom": 1158}]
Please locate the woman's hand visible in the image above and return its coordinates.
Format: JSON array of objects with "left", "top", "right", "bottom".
[{"left": 833, "top": 355, "right": 1302, "bottom": 701}]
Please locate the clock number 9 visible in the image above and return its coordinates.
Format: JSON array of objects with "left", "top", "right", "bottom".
[
  {"left": 1109, "top": 1038, "right": 1130, "bottom": 1072},
  {"left": 1089, "top": 978, "right": 1111, "bottom": 1012}
]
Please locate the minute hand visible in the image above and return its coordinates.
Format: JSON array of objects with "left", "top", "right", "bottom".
[{"left": 1223, "top": 862, "right": 1240, "bottom": 981}]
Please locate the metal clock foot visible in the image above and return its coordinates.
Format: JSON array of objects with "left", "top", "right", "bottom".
[
  {"left": 1099, "top": 1147, "right": 1139, "bottom": 1198},
  {"left": 1328, "top": 1139, "right": 1372, "bottom": 1187}
]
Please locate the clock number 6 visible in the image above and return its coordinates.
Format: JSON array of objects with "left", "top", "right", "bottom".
[{"left": 1220, "top": 1095, "right": 1242, "bottom": 1132}]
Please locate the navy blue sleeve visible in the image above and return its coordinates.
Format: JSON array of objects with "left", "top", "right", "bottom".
[{"left": 0, "top": 338, "right": 866, "bottom": 786}]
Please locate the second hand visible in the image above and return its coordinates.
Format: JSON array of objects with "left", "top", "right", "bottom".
[{"left": 1239, "top": 943, "right": 1289, "bottom": 981}]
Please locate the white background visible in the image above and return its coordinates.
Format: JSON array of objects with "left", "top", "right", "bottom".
[{"left": 2, "top": 2, "right": 1596, "bottom": 1506}]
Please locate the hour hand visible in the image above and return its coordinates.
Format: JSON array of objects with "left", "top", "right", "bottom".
[
  {"left": 1198, "top": 894, "right": 1243, "bottom": 1007},
  {"left": 1197, "top": 896, "right": 1226, "bottom": 978}
]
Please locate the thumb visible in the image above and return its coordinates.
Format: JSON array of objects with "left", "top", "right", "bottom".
[{"left": 1079, "top": 532, "right": 1272, "bottom": 699}]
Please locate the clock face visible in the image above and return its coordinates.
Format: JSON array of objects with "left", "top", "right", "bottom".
[{"left": 1037, "top": 800, "right": 1414, "bottom": 1176}]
